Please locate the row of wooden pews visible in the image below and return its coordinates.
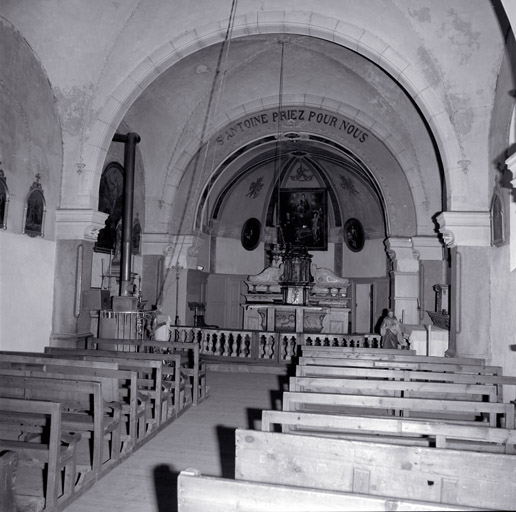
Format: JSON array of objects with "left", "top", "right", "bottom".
[
  {"left": 177, "top": 345, "right": 516, "bottom": 511},
  {"left": 0, "top": 337, "right": 207, "bottom": 512}
]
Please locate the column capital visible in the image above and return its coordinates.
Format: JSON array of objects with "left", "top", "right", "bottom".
[
  {"left": 384, "top": 237, "right": 419, "bottom": 272},
  {"left": 55, "top": 208, "right": 107, "bottom": 241},
  {"left": 411, "top": 236, "right": 444, "bottom": 261},
  {"left": 436, "top": 211, "right": 490, "bottom": 248},
  {"left": 142, "top": 232, "right": 173, "bottom": 255}
]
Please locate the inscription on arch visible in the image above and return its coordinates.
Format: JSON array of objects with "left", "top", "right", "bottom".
[{"left": 215, "top": 108, "right": 369, "bottom": 146}]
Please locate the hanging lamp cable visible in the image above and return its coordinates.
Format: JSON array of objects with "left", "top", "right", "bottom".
[
  {"left": 156, "top": 0, "right": 238, "bottom": 307},
  {"left": 274, "top": 38, "right": 286, "bottom": 249}
]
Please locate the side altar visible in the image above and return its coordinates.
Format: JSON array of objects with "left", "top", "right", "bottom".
[{"left": 243, "top": 245, "right": 351, "bottom": 334}]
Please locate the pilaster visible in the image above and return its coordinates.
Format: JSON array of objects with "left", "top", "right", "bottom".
[
  {"left": 436, "top": 211, "right": 491, "bottom": 359},
  {"left": 385, "top": 237, "right": 419, "bottom": 325}
]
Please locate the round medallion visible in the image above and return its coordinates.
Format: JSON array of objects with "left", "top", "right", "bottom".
[
  {"left": 344, "top": 218, "right": 365, "bottom": 252},
  {"left": 241, "top": 218, "right": 261, "bottom": 251}
]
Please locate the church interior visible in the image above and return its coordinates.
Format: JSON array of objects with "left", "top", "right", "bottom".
[{"left": 3, "top": 1, "right": 516, "bottom": 510}]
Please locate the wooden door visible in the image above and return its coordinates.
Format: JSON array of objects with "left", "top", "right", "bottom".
[
  {"left": 206, "top": 274, "right": 245, "bottom": 329},
  {"left": 355, "top": 283, "right": 373, "bottom": 333}
]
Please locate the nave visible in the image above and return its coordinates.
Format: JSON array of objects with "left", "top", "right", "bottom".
[{"left": 63, "top": 371, "right": 282, "bottom": 512}]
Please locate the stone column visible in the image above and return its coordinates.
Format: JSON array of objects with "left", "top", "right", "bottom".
[
  {"left": 411, "top": 236, "right": 446, "bottom": 324},
  {"left": 51, "top": 209, "right": 108, "bottom": 343},
  {"left": 384, "top": 237, "right": 420, "bottom": 325},
  {"left": 436, "top": 211, "right": 491, "bottom": 358}
]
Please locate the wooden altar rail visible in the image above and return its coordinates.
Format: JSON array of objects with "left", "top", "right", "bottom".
[{"left": 170, "top": 326, "right": 382, "bottom": 367}]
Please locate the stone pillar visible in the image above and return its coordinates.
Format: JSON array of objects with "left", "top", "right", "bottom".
[
  {"left": 412, "top": 236, "right": 447, "bottom": 324},
  {"left": 51, "top": 209, "right": 107, "bottom": 342},
  {"left": 384, "top": 237, "right": 419, "bottom": 325},
  {"left": 436, "top": 211, "right": 491, "bottom": 358}
]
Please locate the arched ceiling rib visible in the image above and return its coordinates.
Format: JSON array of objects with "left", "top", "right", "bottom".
[{"left": 121, "top": 32, "right": 442, "bottom": 237}]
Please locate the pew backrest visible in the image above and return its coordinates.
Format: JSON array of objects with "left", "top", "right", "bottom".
[
  {"left": 301, "top": 347, "right": 485, "bottom": 366},
  {"left": 298, "top": 356, "right": 502, "bottom": 375},
  {"left": 235, "top": 429, "right": 516, "bottom": 510},
  {"left": 289, "top": 376, "right": 498, "bottom": 402},
  {"left": 261, "top": 410, "right": 516, "bottom": 453},
  {"left": 177, "top": 469, "right": 484, "bottom": 511},
  {"left": 282, "top": 391, "right": 515, "bottom": 427}
]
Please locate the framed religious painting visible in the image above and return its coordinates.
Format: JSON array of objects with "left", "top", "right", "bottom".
[
  {"left": 241, "top": 217, "right": 261, "bottom": 251},
  {"left": 95, "top": 162, "right": 124, "bottom": 253},
  {"left": 279, "top": 188, "right": 327, "bottom": 250},
  {"left": 491, "top": 192, "right": 505, "bottom": 247},
  {"left": 344, "top": 217, "right": 365, "bottom": 252},
  {"left": 23, "top": 174, "right": 46, "bottom": 238}
]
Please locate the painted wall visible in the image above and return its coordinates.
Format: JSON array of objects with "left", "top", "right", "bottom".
[
  {"left": 342, "top": 238, "right": 387, "bottom": 278},
  {"left": 0, "top": 232, "right": 55, "bottom": 351},
  {"left": 215, "top": 238, "right": 267, "bottom": 275}
]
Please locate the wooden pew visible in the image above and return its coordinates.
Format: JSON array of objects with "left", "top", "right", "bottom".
[
  {"left": 86, "top": 337, "right": 208, "bottom": 406},
  {"left": 44, "top": 347, "right": 184, "bottom": 426},
  {"left": 289, "top": 376, "right": 498, "bottom": 402},
  {"left": 295, "top": 365, "right": 516, "bottom": 402},
  {"left": 304, "top": 346, "right": 417, "bottom": 354},
  {"left": 78, "top": 345, "right": 187, "bottom": 416},
  {"left": 301, "top": 347, "right": 484, "bottom": 365},
  {"left": 0, "top": 451, "right": 17, "bottom": 512},
  {"left": 261, "top": 410, "right": 516, "bottom": 453},
  {"left": 0, "top": 353, "right": 144, "bottom": 452},
  {"left": 298, "top": 356, "right": 502, "bottom": 376},
  {"left": 234, "top": 429, "right": 516, "bottom": 510},
  {"left": 0, "top": 374, "right": 122, "bottom": 479},
  {"left": 0, "top": 364, "right": 142, "bottom": 455},
  {"left": 281, "top": 391, "right": 515, "bottom": 427},
  {"left": 0, "top": 398, "right": 80, "bottom": 511},
  {"left": 177, "top": 468, "right": 482, "bottom": 511},
  {"left": 140, "top": 340, "right": 207, "bottom": 406}
]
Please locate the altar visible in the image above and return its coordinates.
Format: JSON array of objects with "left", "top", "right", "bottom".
[
  {"left": 243, "top": 303, "right": 349, "bottom": 333},
  {"left": 243, "top": 244, "right": 350, "bottom": 334}
]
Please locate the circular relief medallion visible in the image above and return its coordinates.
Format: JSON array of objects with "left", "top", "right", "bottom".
[
  {"left": 241, "top": 218, "right": 261, "bottom": 251},
  {"left": 344, "top": 218, "right": 365, "bottom": 252}
]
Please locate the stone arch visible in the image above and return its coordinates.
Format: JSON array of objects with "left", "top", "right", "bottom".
[
  {"left": 83, "top": 10, "right": 457, "bottom": 213},
  {"left": 170, "top": 104, "right": 418, "bottom": 239}
]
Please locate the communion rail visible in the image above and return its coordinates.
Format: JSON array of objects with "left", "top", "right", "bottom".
[{"left": 169, "top": 326, "right": 381, "bottom": 367}]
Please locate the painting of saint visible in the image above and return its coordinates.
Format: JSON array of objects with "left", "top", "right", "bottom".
[
  {"left": 95, "top": 162, "right": 124, "bottom": 253},
  {"left": 24, "top": 189, "right": 45, "bottom": 237},
  {"left": 279, "top": 189, "right": 327, "bottom": 250}
]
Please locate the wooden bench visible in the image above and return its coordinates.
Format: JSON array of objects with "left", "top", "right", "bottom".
[
  {"left": 177, "top": 468, "right": 482, "bottom": 511},
  {"left": 0, "top": 398, "right": 80, "bottom": 511},
  {"left": 44, "top": 347, "right": 185, "bottom": 427},
  {"left": 86, "top": 337, "right": 208, "bottom": 406},
  {"left": 0, "top": 374, "right": 122, "bottom": 479},
  {"left": 303, "top": 346, "right": 417, "bottom": 355},
  {"left": 298, "top": 356, "right": 502, "bottom": 376},
  {"left": 281, "top": 391, "right": 515, "bottom": 427},
  {"left": 301, "top": 347, "right": 484, "bottom": 365},
  {"left": 140, "top": 340, "right": 207, "bottom": 406},
  {"left": 0, "top": 353, "right": 144, "bottom": 452},
  {"left": 289, "top": 376, "right": 498, "bottom": 402},
  {"left": 234, "top": 428, "right": 516, "bottom": 510},
  {"left": 261, "top": 410, "right": 516, "bottom": 453},
  {"left": 295, "top": 365, "right": 516, "bottom": 402}
]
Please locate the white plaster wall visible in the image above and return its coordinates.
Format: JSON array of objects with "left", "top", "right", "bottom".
[
  {"left": 0, "top": 232, "right": 55, "bottom": 351},
  {"left": 215, "top": 238, "right": 265, "bottom": 275},
  {"left": 342, "top": 238, "right": 387, "bottom": 278}
]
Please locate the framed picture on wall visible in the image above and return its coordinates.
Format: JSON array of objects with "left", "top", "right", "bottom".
[
  {"left": 241, "top": 217, "right": 261, "bottom": 251},
  {"left": 344, "top": 217, "right": 365, "bottom": 252},
  {"left": 279, "top": 188, "right": 327, "bottom": 250},
  {"left": 95, "top": 162, "right": 124, "bottom": 253}
]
